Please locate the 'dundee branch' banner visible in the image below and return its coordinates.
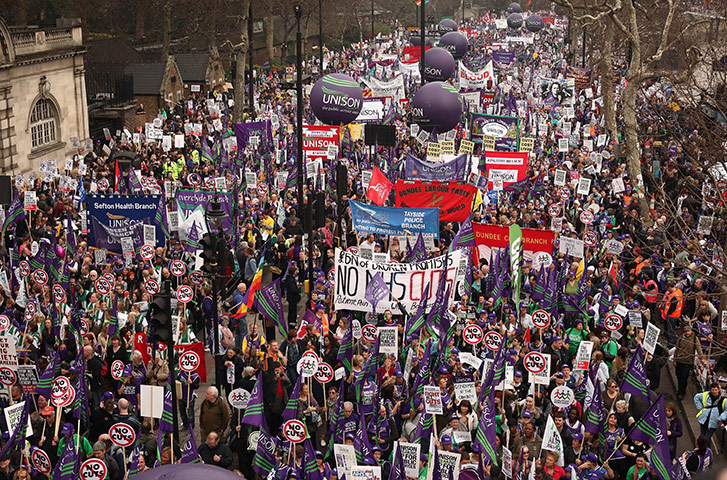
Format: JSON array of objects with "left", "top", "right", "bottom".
[
  {"left": 87, "top": 195, "right": 163, "bottom": 252},
  {"left": 349, "top": 200, "right": 439, "bottom": 238},
  {"left": 472, "top": 223, "right": 556, "bottom": 263},
  {"left": 334, "top": 248, "right": 464, "bottom": 313},
  {"left": 393, "top": 181, "right": 477, "bottom": 222},
  {"left": 404, "top": 154, "right": 468, "bottom": 182}
]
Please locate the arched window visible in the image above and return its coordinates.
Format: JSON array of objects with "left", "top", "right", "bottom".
[{"left": 29, "top": 98, "right": 58, "bottom": 149}]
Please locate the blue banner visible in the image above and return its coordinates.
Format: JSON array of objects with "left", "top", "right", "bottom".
[
  {"left": 349, "top": 200, "right": 439, "bottom": 237},
  {"left": 87, "top": 195, "right": 163, "bottom": 252},
  {"left": 404, "top": 154, "right": 468, "bottom": 181}
]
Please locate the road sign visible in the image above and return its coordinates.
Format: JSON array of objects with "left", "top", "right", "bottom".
[
  {"left": 52, "top": 385, "right": 75, "bottom": 407},
  {"left": 51, "top": 376, "right": 71, "bottom": 399},
  {"left": 80, "top": 458, "right": 107, "bottom": 480},
  {"left": 170, "top": 260, "right": 187, "bottom": 277},
  {"left": 531, "top": 310, "right": 551, "bottom": 329},
  {"left": 31, "top": 270, "right": 48, "bottom": 286},
  {"left": 144, "top": 279, "right": 160, "bottom": 295},
  {"left": 109, "top": 423, "right": 136, "bottom": 448},
  {"left": 604, "top": 314, "right": 623, "bottom": 331},
  {"left": 462, "top": 325, "right": 484, "bottom": 345},
  {"left": 483, "top": 331, "right": 503, "bottom": 351},
  {"left": 361, "top": 324, "right": 378, "bottom": 342},
  {"left": 97, "top": 178, "right": 109, "bottom": 192},
  {"left": 179, "top": 351, "right": 201, "bottom": 372},
  {"left": 548, "top": 204, "right": 561, "bottom": 217},
  {"left": 315, "top": 362, "right": 334, "bottom": 384},
  {"left": 176, "top": 285, "right": 194, "bottom": 303},
  {"left": 0, "top": 315, "right": 10, "bottom": 333},
  {"left": 189, "top": 271, "right": 204, "bottom": 286},
  {"left": 31, "top": 449, "right": 52, "bottom": 476},
  {"left": 523, "top": 352, "right": 547, "bottom": 374},
  {"left": 282, "top": 419, "right": 307, "bottom": 444},
  {"left": 110, "top": 360, "right": 125, "bottom": 380},
  {"left": 52, "top": 285, "right": 66, "bottom": 302}
]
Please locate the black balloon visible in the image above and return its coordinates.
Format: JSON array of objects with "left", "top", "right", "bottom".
[
  {"left": 507, "top": 12, "right": 523, "bottom": 29},
  {"left": 410, "top": 36, "right": 431, "bottom": 47},
  {"left": 439, "top": 18, "right": 457, "bottom": 34},
  {"left": 507, "top": 2, "right": 522, "bottom": 13},
  {"left": 411, "top": 82, "right": 462, "bottom": 133},
  {"left": 525, "top": 14, "right": 544, "bottom": 32},
  {"left": 423, "top": 47, "right": 456, "bottom": 82},
  {"left": 438, "top": 31, "right": 468, "bottom": 60},
  {"left": 134, "top": 464, "right": 245, "bottom": 480}
]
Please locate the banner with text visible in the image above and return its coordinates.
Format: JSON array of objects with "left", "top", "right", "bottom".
[
  {"left": 404, "top": 154, "right": 468, "bottom": 182},
  {"left": 473, "top": 223, "right": 556, "bottom": 263},
  {"left": 394, "top": 180, "right": 477, "bottom": 222},
  {"left": 87, "top": 195, "right": 163, "bottom": 252},
  {"left": 349, "top": 200, "right": 439, "bottom": 238}
]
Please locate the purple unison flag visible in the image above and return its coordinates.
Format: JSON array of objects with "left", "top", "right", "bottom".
[
  {"left": 184, "top": 220, "right": 201, "bottom": 253},
  {"left": 474, "top": 388, "right": 499, "bottom": 465},
  {"left": 620, "top": 344, "right": 650, "bottom": 403},
  {"left": 128, "top": 164, "right": 143, "bottom": 194},
  {"left": 405, "top": 232, "right": 428, "bottom": 263},
  {"left": 2, "top": 193, "right": 25, "bottom": 236},
  {"left": 282, "top": 375, "right": 303, "bottom": 422},
  {"left": 355, "top": 413, "right": 377, "bottom": 465},
  {"left": 253, "top": 419, "right": 277, "bottom": 475},
  {"left": 253, "top": 278, "right": 287, "bottom": 337},
  {"left": 627, "top": 395, "right": 673, "bottom": 480},
  {"left": 584, "top": 379, "right": 604, "bottom": 434},
  {"left": 181, "top": 424, "right": 201, "bottom": 463},
  {"left": 0, "top": 400, "right": 30, "bottom": 458},
  {"left": 365, "top": 272, "right": 390, "bottom": 311},
  {"left": 241, "top": 371, "right": 265, "bottom": 426},
  {"left": 392, "top": 443, "right": 407, "bottom": 480},
  {"left": 159, "top": 375, "right": 174, "bottom": 433},
  {"left": 51, "top": 433, "right": 78, "bottom": 480}
]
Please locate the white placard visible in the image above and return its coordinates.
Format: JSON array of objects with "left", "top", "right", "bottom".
[
  {"left": 334, "top": 444, "right": 358, "bottom": 479},
  {"left": 559, "top": 237, "right": 584, "bottom": 258},
  {"left": 576, "top": 177, "right": 592, "bottom": 195},
  {"left": 423, "top": 385, "right": 443, "bottom": 415},
  {"left": 378, "top": 326, "right": 398, "bottom": 357},
  {"left": 643, "top": 322, "right": 660, "bottom": 355},
  {"left": 396, "top": 442, "right": 420, "bottom": 478},
  {"left": 574, "top": 341, "right": 593, "bottom": 370},
  {"left": 554, "top": 170, "right": 567, "bottom": 186},
  {"left": 3, "top": 402, "right": 33, "bottom": 438},
  {"left": 140, "top": 385, "right": 164, "bottom": 418}
]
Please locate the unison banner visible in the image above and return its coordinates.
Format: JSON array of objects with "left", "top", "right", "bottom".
[
  {"left": 470, "top": 113, "right": 520, "bottom": 150},
  {"left": 87, "top": 195, "right": 163, "bottom": 252},
  {"left": 483, "top": 151, "right": 528, "bottom": 188},
  {"left": 355, "top": 98, "right": 387, "bottom": 123},
  {"left": 349, "top": 200, "right": 439, "bottom": 237},
  {"left": 361, "top": 75, "right": 405, "bottom": 103},
  {"left": 393, "top": 180, "right": 477, "bottom": 222},
  {"left": 404, "top": 154, "right": 468, "bottom": 181},
  {"left": 176, "top": 190, "right": 233, "bottom": 234},
  {"left": 334, "top": 248, "right": 464, "bottom": 313},
  {"left": 233, "top": 120, "right": 273, "bottom": 153},
  {"left": 472, "top": 223, "right": 555, "bottom": 263},
  {"left": 303, "top": 125, "right": 340, "bottom": 159}
]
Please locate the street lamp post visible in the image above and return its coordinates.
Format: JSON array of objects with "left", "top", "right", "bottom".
[
  {"left": 204, "top": 198, "right": 226, "bottom": 392},
  {"left": 249, "top": 2, "right": 255, "bottom": 118},
  {"left": 295, "top": 5, "right": 304, "bottom": 221},
  {"left": 420, "top": 0, "right": 425, "bottom": 82}
]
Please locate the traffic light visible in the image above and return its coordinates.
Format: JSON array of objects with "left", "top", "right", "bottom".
[
  {"left": 200, "top": 233, "right": 218, "bottom": 275},
  {"left": 149, "top": 287, "right": 172, "bottom": 345}
]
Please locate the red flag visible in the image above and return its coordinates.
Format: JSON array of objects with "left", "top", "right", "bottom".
[
  {"left": 525, "top": 0, "right": 532, "bottom": 6},
  {"left": 366, "top": 166, "right": 393, "bottom": 206}
]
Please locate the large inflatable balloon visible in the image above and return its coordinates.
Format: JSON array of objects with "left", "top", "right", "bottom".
[
  {"left": 309, "top": 73, "right": 363, "bottom": 125},
  {"left": 439, "top": 19, "right": 457, "bottom": 34},
  {"left": 438, "top": 31, "right": 468, "bottom": 60},
  {"left": 135, "top": 464, "right": 244, "bottom": 480},
  {"left": 411, "top": 82, "right": 462, "bottom": 133},
  {"left": 525, "top": 14, "right": 544, "bottom": 32},
  {"left": 507, "top": 2, "right": 521, "bottom": 13},
  {"left": 507, "top": 12, "right": 523, "bottom": 29},
  {"left": 423, "top": 47, "right": 456, "bottom": 82}
]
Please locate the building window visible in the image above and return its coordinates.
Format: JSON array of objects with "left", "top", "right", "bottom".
[{"left": 30, "top": 99, "right": 57, "bottom": 149}]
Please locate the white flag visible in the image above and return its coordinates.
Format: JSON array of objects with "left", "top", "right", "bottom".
[{"left": 541, "top": 415, "right": 565, "bottom": 466}]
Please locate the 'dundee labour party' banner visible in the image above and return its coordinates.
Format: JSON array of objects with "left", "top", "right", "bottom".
[
  {"left": 472, "top": 223, "right": 556, "bottom": 264},
  {"left": 87, "top": 195, "right": 163, "bottom": 252},
  {"left": 349, "top": 200, "right": 439, "bottom": 238},
  {"left": 404, "top": 154, "right": 468, "bottom": 182},
  {"left": 176, "top": 190, "right": 234, "bottom": 235},
  {"left": 334, "top": 248, "right": 465, "bottom": 313},
  {"left": 394, "top": 181, "right": 476, "bottom": 222},
  {"left": 484, "top": 151, "right": 528, "bottom": 189}
]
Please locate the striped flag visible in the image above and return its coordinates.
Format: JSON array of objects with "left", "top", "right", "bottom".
[
  {"left": 242, "top": 246, "right": 266, "bottom": 311},
  {"left": 36, "top": 350, "right": 61, "bottom": 398},
  {"left": 252, "top": 419, "right": 277, "bottom": 475},
  {"left": 301, "top": 437, "right": 323, "bottom": 480},
  {"left": 127, "top": 442, "right": 142, "bottom": 478},
  {"left": 336, "top": 316, "right": 353, "bottom": 372},
  {"left": 2, "top": 194, "right": 25, "bottom": 236},
  {"left": 159, "top": 375, "right": 175, "bottom": 433},
  {"left": 620, "top": 344, "right": 650, "bottom": 403},
  {"left": 241, "top": 371, "right": 265, "bottom": 426},
  {"left": 181, "top": 424, "right": 200, "bottom": 463},
  {"left": 51, "top": 434, "right": 78, "bottom": 480},
  {"left": 154, "top": 195, "right": 171, "bottom": 240},
  {"left": 627, "top": 395, "right": 673, "bottom": 480},
  {"left": 184, "top": 220, "right": 201, "bottom": 253},
  {"left": 282, "top": 375, "right": 303, "bottom": 422},
  {"left": 474, "top": 387, "right": 499, "bottom": 465},
  {"left": 252, "top": 278, "right": 287, "bottom": 337}
]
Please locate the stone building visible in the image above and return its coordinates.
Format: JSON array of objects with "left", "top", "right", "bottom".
[
  {"left": 0, "top": 18, "right": 90, "bottom": 173},
  {"left": 175, "top": 48, "right": 225, "bottom": 95}
]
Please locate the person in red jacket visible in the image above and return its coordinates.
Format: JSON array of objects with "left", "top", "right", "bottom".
[{"left": 543, "top": 451, "right": 566, "bottom": 480}]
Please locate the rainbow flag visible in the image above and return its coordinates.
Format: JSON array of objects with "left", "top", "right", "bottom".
[
  {"left": 415, "top": 0, "right": 429, "bottom": 4},
  {"left": 237, "top": 246, "right": 266, "bottom": 315}
]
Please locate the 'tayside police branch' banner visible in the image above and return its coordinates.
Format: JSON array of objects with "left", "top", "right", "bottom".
[
  {"left": 404, "top": 154, "right": 468, "bottom": 182},
  {"left": 349, "top": 200, "right": 439, "bottom": 237},
  {"left": 176, "top": 190, "right": 234, "bottom": 234},
  {"left": 334, "top": 248, "right": 464, "bottom": 313},
  {"left": 87, "top": 195, "right": 163, "bottom": 252},
  {"left": 472, "top": 223, "right": 555, "bottom": 263},
  {"left": 394, "top": 180, "right": 477, "bottom": 222}
]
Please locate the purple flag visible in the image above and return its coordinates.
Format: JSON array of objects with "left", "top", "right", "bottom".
[
  {"left": 453, "top": 216, "right": 476, "bottom": 248},
  {"left": 0, "top": 400, "right": 30, "bottom": 458},
  {"left": 253, "top": 419, "right": 277, "bottom": 475},
  {"left": 241, "top": 371, "right": 265, "bottom": 426},
  {"left": 282, "top": 375, "right": 303, "bottom": 422},
  {"left": 474, "top": 388, "right": 499, "bottom": 466},
  {"left": 184, "top": 220, "right": 201, "bottom": 253},
  {"left": 392, "top": 443, "right": 407, "bottom": 480},
  {"left": 253, "top": 278, "right": 287, "bottom": 337},
  {"left": 584, "top": 379, "right": 604, "bottom": 435},
  {"left": 620, "top": 344, "right": 650, "bottom": 403},
  {"left": 181, "top": 424, "right": 200, "bottom": 463},
  {"left": 355, "top": 412, "right": 377, "bottom": 465},
  {"left": 365, "top": 272, "right": 390, "bottom": 311},
  {"left": 405, "top": 233, "right": 428, "bottom": 263},
  {"left": 627, "top": 395, "right": 673, "bottom": 480},
  {"left": 159, "top": 375, "right": 174, "bottom": 433},
  {"left": 51, "top": 432, "right": 78, "bottom": 480}
]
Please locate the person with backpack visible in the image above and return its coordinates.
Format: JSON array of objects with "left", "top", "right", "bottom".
[{"left": 694, "top": 382, "right": 727, "bottom": 446}]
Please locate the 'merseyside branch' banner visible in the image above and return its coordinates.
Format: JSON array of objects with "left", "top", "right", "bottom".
[
  {"left": 393, "top": 180, "right": 476, "bottom": 222},
  {"left": 334, "top": 248, "right": 465, "bottom": 313},
  {"left": 472, "top": 223, "right": 555, "bottom": 261}
]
